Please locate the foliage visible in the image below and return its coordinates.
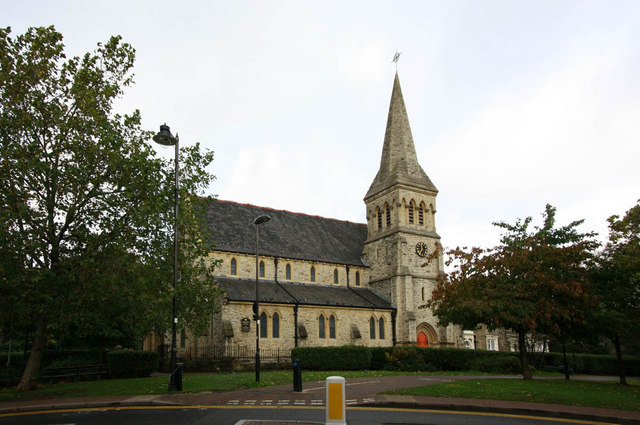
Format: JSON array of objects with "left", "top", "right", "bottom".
[
  {"left": 428, "top": 205, "right": 598, "bottom": 379},
  {"left": 106, "top": 350, "right": 158, "bottom": 379},
  {"left": 291, "top": 346, "right": 373, "bottom": 370},
  {"left": 591, "top": 199, "right": 640, "bottom": 384},
  {"left": 0, "top": 26, "right": 221, "bottom": 390},
  {"left": 384, "top": 347, "right": 429, "bottom": 371},
  {"left": 529, "top": 352, "right": 640, "bottom": 376}
]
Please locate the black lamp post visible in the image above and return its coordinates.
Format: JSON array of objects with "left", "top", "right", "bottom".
[
  {"left": 153, "top": 124, "right": 181, "bottom": 392},
  {"left": 253, "top": 214, "right": 271, "bottom": 382}
]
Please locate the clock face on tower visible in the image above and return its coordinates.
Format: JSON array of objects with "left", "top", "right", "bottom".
[{"left": 415, "top": 242, "right": 428, "bottom": 258}]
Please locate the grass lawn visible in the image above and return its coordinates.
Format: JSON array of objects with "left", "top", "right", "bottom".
[
  {"left": 387, "top": 379, "right": 640, "bottom": 412},
  {"left": 0, "top": 370, "right": 412, "bottom": 402}
]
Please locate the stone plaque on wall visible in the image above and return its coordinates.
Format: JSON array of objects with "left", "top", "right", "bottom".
[{"left": 241, "top": 318, "right": 251, "bottom": 332}]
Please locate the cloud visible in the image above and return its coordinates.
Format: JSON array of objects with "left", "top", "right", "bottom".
[{"left": 433, "top": 30, "right": 640, "bottom": 249}]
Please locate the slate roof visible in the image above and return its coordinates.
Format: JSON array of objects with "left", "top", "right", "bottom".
[
  {"left": 194, "top": 198, "right": 368, "bottom": 266},
  {"left": 216, "top": 276, "right": 394, "bottom": 310}
]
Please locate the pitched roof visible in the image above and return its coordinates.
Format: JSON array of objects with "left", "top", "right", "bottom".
[
  {"left": 365, "top": 73, "right": 438, "bottom": 200},
  {"left": 195, "top": 198, "right": 368, "bottom": 267},
  {"left": 216, "top": 276, "right": 394, "bottom": 310}
]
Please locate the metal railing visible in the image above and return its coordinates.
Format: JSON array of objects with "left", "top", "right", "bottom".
[{"left": 170, "top": 345, "right": 292, "bottom": 364}]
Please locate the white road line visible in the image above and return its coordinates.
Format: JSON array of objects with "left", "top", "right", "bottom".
[
  {"left": 346, "top": 380, "right": 380, "bottom": 386},
  {"left": 277, "top": 399, "right": 290, "bottom": 405},
  {"left": 346, "top": 399, "right": 358, "bottom": 405},
  {"left": 311, "top": 400, "right": 323, "bottom": 405},
  {"left": 293, "top": 400, "right": 306, "bottom": 405}
]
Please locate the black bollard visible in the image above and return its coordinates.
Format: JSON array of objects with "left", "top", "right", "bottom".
[
  {"left": 293, "top": 359, "right": 302, "bottom": 392},
  {"left": 175, "top": 363, "right": 183, "bottom": 391}
]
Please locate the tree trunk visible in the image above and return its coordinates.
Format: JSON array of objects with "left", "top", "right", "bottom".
[
  {"left": 16, "top": 320, "right": 47, "bottom": 391},
  {"left": 518, "top": 331, "right": 532, "bottom": 380},
  {"left": 612, "top": 335, "right": 627, "bottom": 386}
]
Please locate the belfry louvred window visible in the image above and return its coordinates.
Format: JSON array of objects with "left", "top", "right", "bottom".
[{"left": 385, "top": 204, "right": 391, "bottom": 227}]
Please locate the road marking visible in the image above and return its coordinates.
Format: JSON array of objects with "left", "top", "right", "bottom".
[
  {"left": 226, "top": 400, "right": 239, "bottom": 405},
  {"left": 0, "top": 406, "right": 619, "bottom": 424},
  {"left": 304, "top": 379, "right": 381, "bottom": 392},
  {"left": 311, "top": 400, "right": 323, "bottom": 405},
  {"left": 346, "top": 380, "right": 380, "bottom": 386},
  {"left": 363, "top": 398, "right": 375, "bottom": 403},
  {"left": 293, "top": 400, "right": 306, "bottom": 405},
  {"left": 346, "top": 399, "right": 357, "bottom": 405},
  {"left": 277, "top": 399, "right": 289, "bottom": 405}
]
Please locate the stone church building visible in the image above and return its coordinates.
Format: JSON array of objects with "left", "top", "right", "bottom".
[{"left": 144, "top": 73, "right": 512, "bottom": 357}]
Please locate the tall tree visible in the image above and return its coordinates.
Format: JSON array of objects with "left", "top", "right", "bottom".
[
  {"left": 592, "top": 200, "right": 640, "bottom": 385},
  {"left": 0, "top": 26, "right": 220, "bottom": 390},
  {"left": 428, "top": 205, "right": 597, "bottom": 379}
]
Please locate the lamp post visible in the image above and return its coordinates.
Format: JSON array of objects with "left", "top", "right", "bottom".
[
  {"left": 153, "top": 124, "right": 181, "bottom": 392},
  {"left": 253, "top": 214, "right": 271, "bottom": 382}
]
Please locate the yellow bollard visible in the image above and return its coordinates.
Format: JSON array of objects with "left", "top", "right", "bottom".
[{"left": 325, "top": 376, "right": 346, "bottom": 425}]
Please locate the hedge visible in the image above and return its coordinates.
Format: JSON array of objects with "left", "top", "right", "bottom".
[
  {"left": 290, "top": 345, "right": 640, "bottom": 376},
  {"left": 106, "top": 350, "right": 159, "bottom": 378},
  {"left": 291, "top": 346, "right": 372, "bottom": 370}
]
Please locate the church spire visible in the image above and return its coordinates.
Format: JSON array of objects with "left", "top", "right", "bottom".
[{"left": 365, "top": 73, "right": 437, "bottom": 201}]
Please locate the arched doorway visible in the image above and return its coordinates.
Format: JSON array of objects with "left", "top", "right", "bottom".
[
  {"left": 416, "top": 322, "right": 438, "bottom": 348},
  {"left": 417, "top": 332, "right": 429, "bottom": 347}
]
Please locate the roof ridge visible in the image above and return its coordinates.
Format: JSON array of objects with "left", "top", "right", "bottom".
[{"left": 206, "top": 198, "right": 366, "bottom": 227}]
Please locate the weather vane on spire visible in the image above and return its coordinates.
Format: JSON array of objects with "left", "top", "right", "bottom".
[{"left": 392, "top": 50, "right": 402, "bottom": 71}]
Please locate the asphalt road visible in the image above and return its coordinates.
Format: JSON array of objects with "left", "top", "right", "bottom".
[{"left": 0, "top": 406, "right": 620, "bottom": 425}]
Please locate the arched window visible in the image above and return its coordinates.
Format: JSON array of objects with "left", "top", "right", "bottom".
[
  {"left": 259, "top": 261, "right": 265, "bottom": 278},
  {"left": 310, "top": 266, "right": 316, "bottom": 282},
  {"left": 333, "top": 269, "right": 339, "bottom": 284},
  {"left": 318, "top": 315, "right": 326, "bottom": 339},
  {"left": 379, "top": 317, "right": 385, "bottom": 339},
  {"left": 329, "top": 315, "right": 336, "bottom": 339},
  {"left": 272, "top": 312, "right": 280, "bottom": 338},
  {"left": 408, "top": 201, "right": 414, "bottom": 224},
  {"left": 355, "top": 271, "right": 360, "bottom": 286},
  {"left": 385, "top": 203, "right": 391, "bottom": 227},
  {"left": 230, "top": 258, "right": 237, "bottom": 275},
  {"left": 376, "top": 207, "right": 382, "bottom": 230},
  {"left": 418, "top": 204, "right": 425, "bottom": 226},
  {"left": 369, "top": 317, "right": 376, "bottom": 339},
  {"left": 285, "top": 264, "right": 291, "bottom": 280},
  {"left": 260, "top": 312, "right": 267, "bottom": 338}
]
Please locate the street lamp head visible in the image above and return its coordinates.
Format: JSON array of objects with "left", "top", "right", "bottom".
[
  {"left": 254, "top": 215, "right": 271, "bottom": 226},
  {"left": 153, "top": 124, "right": 178, "bottom": 146}
]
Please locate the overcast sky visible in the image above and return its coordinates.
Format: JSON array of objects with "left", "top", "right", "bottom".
[{"left": 3, "top": 0, "right": 639, "bottom": 251}]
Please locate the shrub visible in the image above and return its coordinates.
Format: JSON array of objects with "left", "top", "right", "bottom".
[
  {"left": 384, "top": 347, "right": 427, "bottom": 371},
  {"left": 369, "top": 347, "right": 393, "bottom": 370},
  {"left": 107, "top": 350, "right": 159, "bottom": 378},
  {"left": 0, "top": 366, "right": 22, "bottom": 388},
  {"left": 291, "top": 346, "right": 372, "bottom": 370},
  {"left": 468, "top": 355, "right": 522, "bottom": 374}
]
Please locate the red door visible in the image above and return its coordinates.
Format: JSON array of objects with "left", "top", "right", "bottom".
[{"left": 417, "top": 332, "right": 429, "bottom": 347}]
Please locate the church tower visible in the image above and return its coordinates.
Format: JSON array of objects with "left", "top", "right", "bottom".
[{"left": 363, "top": 72, "right": 452, "bottom": 347}]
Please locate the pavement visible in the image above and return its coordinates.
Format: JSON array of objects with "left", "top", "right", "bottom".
[{"left": 1, "top": 375, "right": 639, "bottom": 424}]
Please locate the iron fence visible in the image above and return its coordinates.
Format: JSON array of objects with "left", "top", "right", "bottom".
[{"left": 172, "top": 345, "right": 291, "bottom": 364}]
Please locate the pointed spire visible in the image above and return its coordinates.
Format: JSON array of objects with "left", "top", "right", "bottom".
[{"left": 365, "top": 73, "right": 437, "bottom": 200}]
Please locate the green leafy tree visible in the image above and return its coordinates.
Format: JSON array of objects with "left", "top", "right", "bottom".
[
  {"left": 592, "top": 200, "right": 640, "bottom": 385},
  {"left": 0, "top": 26, "right": 220, "bottom": 390},
  {"left": 428, "top": 205, "right": 598, "bottom": 379}
]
